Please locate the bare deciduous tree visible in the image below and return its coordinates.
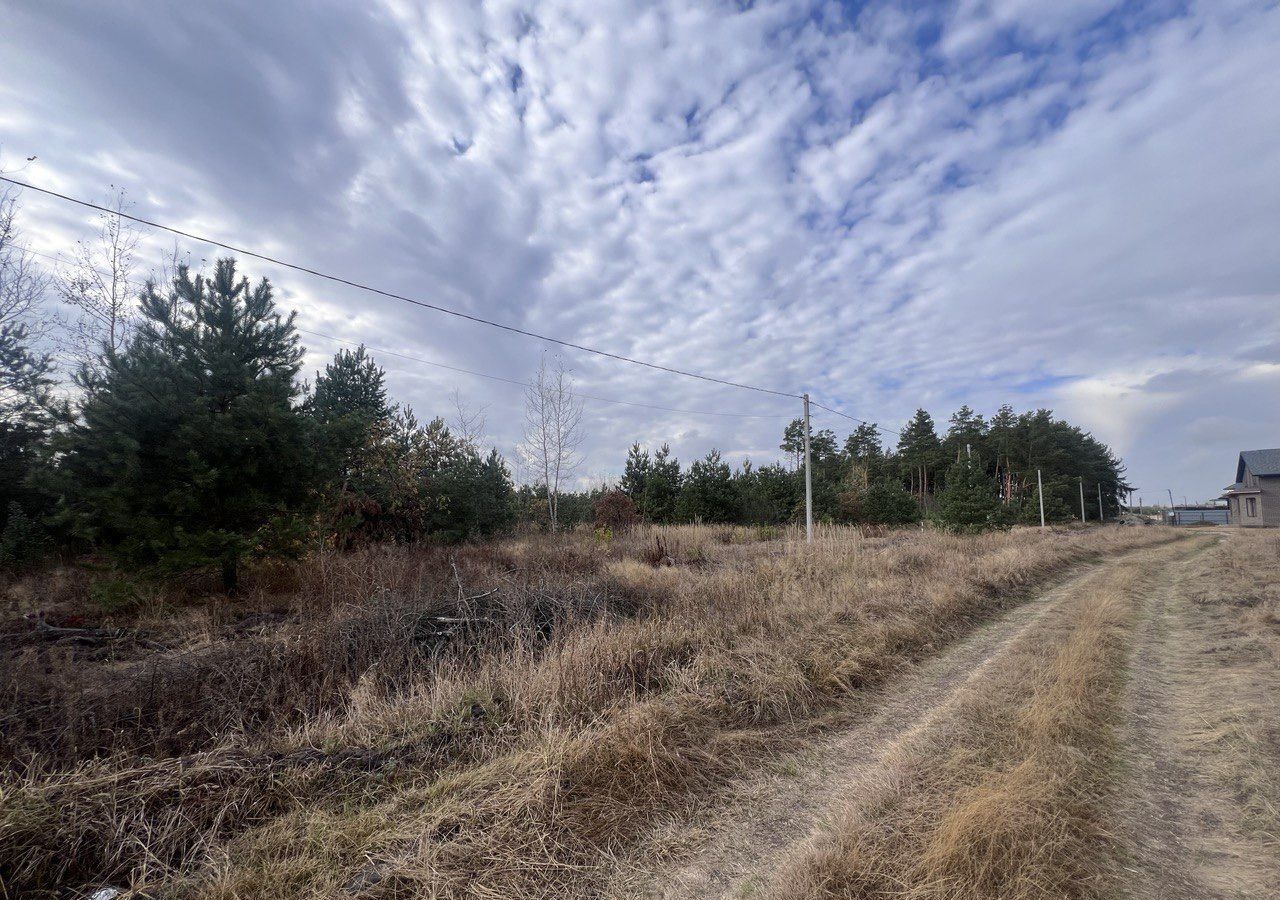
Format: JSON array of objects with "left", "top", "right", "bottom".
[
  {"left": 57, "top": 188, "right": 138, "bottom": 362},
  {"left": 0, "top": 186, "right": 49, "bottom": 335},
  {"left": 519, "top": 356, "right": 583, "bottom": 531},
  {"left": 450, "top": 386, "right": 489, "bottom": 449}
]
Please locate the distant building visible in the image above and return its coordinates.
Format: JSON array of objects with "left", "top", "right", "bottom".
[
  {"left": 1221, "top": 449, "right": 1280, "bottom": 527},
  {"left": 1165, "top": 505, "right": 1229, "bottom": 526}
]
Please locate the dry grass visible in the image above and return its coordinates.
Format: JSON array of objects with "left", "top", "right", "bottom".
[
  {"left": 0, "top": 524, "right": 1176, "bottom": 898},
  {"left": 1179, "top": 531, "right": 1280, "bottom": 860},
  {"left": 766, "top": 541, "right": 1161, "bottom": 900}
]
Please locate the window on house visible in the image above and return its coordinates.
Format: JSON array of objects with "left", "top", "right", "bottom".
[{"left": 1247, "top": 497, "right": 1257, "bottom": 517}]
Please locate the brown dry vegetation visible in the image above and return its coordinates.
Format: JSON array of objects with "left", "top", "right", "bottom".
[
  {"left": 765, "top": 536, "right": 1170, "bottom": 900},
  {"left": 1117, "top": 529, "right": 1280, "bottom": 897},
  {"left": 0, "top": 524, "right": 1176, "bottom": 898},
  {"left": 1191, "top": 532, "right": 1280, "bottom": 847}
]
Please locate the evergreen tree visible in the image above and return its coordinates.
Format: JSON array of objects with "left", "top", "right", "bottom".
[
  {"left": 621, "top": 443, "right": 651, "bottom": 516},
  {"left": 676, "top": 449, "right": 735, "bottom": 523},
  {"left": 0, "top": 322, "right": 58, "bottom": 532},
  {"left": 944, "top": 405, "right": 987, "bottom": 464},
  {"left": 309, "top": 344, "right": 391, "bottom": 487},
  {"left": 780, "top": 418, "right": 805, "bottom": 470},
  {"left": 644, "top": 443, "right": 681, "bottom": 523},
  {"left": 938, "top": 456, "right": 1002, "bottom": 532},
  {"left": 897, "top": 408, "right": 943, "bottom": 503},
  {"left": 55, "top": 259, "right": 310, "bottom": 591},
  {"left": 0, "top": 500, "right": 45, "bottom": 572},
  {"left": 861, "top": 481, "right": 921, "bottom": 525},
  {"left": 842, "top": 423, "right": 886, "bottom": 483},
  {"left": 735, "top": 460, "right": 800, "bottom": 525}
]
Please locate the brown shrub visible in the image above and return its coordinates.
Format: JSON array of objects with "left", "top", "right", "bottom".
[{"left": 593, "top": 490, "right": 639, "bottom": 533}]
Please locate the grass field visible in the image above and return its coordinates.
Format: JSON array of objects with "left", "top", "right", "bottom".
[{"left": 0, "top": 523, "right": 1191, "bottom": 897}]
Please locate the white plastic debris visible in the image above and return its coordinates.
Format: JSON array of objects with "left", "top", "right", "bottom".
[{"left": 89, "top": 889, "right": 123, "bottom": 900}]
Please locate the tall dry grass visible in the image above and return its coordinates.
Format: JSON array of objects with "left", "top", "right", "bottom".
[
  {"left": 0, "top": 524, "right": 1176, "bottom": 898},
  {"left": 766, "top": 540, "right": 1169, "bottom": 900}
]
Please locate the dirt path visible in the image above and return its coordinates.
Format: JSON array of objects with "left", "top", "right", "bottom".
[
  {"left": 1113, "top": 534, "right": 1280, "bottom": 899},
  {"left": 606, "top": 538, "right": 1199, "bottom": 900}
]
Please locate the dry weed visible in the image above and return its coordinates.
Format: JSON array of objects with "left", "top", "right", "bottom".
[{"left": 0, "top": 525, "right": 1177, "bottom": 897}]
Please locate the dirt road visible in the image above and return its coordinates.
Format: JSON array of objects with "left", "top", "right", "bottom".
[
  {"left": 606, "top": 534, "right": 1278, "bottom": 900},
  {"left": 1114, "top": 534, "right": 1280, "bottom": 899}
]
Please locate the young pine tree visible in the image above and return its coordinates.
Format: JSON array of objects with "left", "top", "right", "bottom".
[
  {"left": 621, "top": 443, "right": 651, "bottom": 517},
  {"left": 644, "top": 443, "right": 681, "bottom": 524},
  {"left": 938, "top": 455, "right": 1003, "bottom": 533},
  {"left": 1, "top": 322, "right": 59, "bottom": 532},
  {"left": 56, "top": 259, "right": 310, "bottom": 591}
]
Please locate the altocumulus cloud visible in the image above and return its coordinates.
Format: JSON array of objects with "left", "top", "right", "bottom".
[{"left": 2, "top": 0, "right": 1277, "bottom": 499}]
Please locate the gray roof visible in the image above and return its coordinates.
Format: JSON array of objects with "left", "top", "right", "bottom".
[{"left": 1238, "top": 448, "right": 1280, "bottom": 480}]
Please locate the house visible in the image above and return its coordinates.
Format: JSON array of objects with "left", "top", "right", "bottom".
[{"left": 1221, "top": 449, "right": 1280, "bottom": 527}]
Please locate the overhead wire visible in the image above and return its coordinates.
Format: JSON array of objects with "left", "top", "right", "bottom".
[
  {"left": 6, "top": 179, "right": 900, "bottom": 433},
  {"left": 6, "top": 239, "right": 791, "bottom": 420},
  {"left": 0, "top": 175, "right": 799, "bottom": 399}
]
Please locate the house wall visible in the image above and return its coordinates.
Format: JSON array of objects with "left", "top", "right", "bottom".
[
  {"left": 1237, "top": 467, "right": 1280, "bottom": 527},
  {"left": 1262, "top": 476, "right": 1280, "bottom": 527}
]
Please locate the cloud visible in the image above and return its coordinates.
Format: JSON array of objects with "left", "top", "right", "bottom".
[{"left": 2, "top": 0, "right": 1277, "bottom": 499}]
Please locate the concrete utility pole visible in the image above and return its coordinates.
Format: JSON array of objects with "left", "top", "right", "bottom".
[
  {"left": 1037, "top": 468, "right": 1046, "bottom": 530},
  {"left": 1080, "top": 477, "right": 1087, "bottom": 523},
  {"left": 1097, "top": 483, "right": 1105, "bottom": 522},
  {"left": 803, "top": 393, "right": 813, "bottom": 543}
]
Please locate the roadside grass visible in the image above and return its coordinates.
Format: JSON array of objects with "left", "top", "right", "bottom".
[
  {"left": 1182, "top": 531, "right": 1280, "bottom": 860},
  {"left": 0, "top": 524, "right": 1177, "bottom": 897},
  {"left": 766, "top": 541, "right": 1162, "bottom": 900}
]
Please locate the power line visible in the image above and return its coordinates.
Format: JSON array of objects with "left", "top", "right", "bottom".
[
  {"left": 297, "top": 328, "right": 792, "bottom": 420},
  {"left": 1, "top": 175, "right": 800, "bottom": 399},
  {"left": 3, "top": 240, "right": 789, "bottom": 421},
  {"left": 808, "top": 399, "right": 902, "bottom": 437},
  {"left": 8, "top": 194, "right": 897, "bottom": 431}
]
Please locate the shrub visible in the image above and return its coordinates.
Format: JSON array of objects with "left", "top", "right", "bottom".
[{"left": 594, "top": 490, "right": 639, "bottom": 532}]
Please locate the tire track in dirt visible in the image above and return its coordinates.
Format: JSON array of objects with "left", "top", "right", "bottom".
[
  {"left": 1113, "top": 534, "right": 1280, "bottom": 900},
  {"left": 606, "top": 538, "right": 1197, "bottom": 900}
]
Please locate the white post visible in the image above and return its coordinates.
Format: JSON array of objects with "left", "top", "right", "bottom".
[
  {"left": 1037, "top": 468, "right": 1046, "bottom": 530},
  {"left": 803, "top": 393, "right": 813, "bottom": 543},
  {"left": 1079, "top": 478, "right": 1087, "bottom": 522},
  {"left": 1097, "top": 483, "right": 1105, "bottom": 523}
]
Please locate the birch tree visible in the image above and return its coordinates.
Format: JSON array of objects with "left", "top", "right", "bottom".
[
  {"left": 520, "top": 356, "right": 583, "bottom": 530},
  {"left": 57, "top": 188, "right": 139, "bottom": 363}
]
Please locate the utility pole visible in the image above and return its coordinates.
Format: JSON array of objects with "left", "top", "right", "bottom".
[
  {"left": 1097, "top": 482, "right": 1105, "bottom": 523},
  {"left": 1080, "top": 477, "right": 1087, "bottom": 523},
  {"left": 1167, "top": 488, "right": 1175, "bottom": 526},
  {"left": 1037, "top": 468, "right": 1046, "bottom": 530},
  {"left": 803, "top": 393, "right": 813, "bottom": 543}
]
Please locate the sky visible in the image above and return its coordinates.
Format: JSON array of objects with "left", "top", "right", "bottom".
[{"left": 2, "top": 0, "right": 1278, "bottom": 503}]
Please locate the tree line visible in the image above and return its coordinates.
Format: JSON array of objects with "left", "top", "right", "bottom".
[
  {"left": 0, "top": 186, "right": 1129, "bottom": 587},
  {"left": 613, "top": 404, "right": 1128, "bottom": 532}
]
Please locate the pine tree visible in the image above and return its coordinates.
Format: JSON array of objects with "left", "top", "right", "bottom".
[
  {"left": 897, "top": 408, "right": 943, "bottom": 504},
  {"left": 1, "top": 322, "right": 59, "bottom": 530},
  {"left": 0, "top": 501, "right": 45, "bottom": 572},
  {"left": 780, "top": 419, "right": 805, "bottom": 470},
  {"left": 309, "top": 345, "right": 391, "bottom": 485},
  {"left": 621, "top": 443, "right": 651, "bottom": 517},
  {"left": 55, "top": 259, "right": 310, "bottom": 591},
  {"left": 944, "top": 405, "right": 987, "bottom": 464},
  {"left": 676, "top": 449, "right": 735, "bottom": 523},
  {"left": 644, "top": 443, "right": 681, "bottom": 523},
  {"left": 938, "top": 455, "right": 1002, "bottom": 532}
]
